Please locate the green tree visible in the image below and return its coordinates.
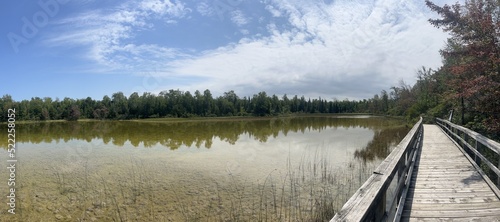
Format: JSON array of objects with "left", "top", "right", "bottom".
[
  {"left": 29, "top": 97, "right": 44, "bottom": 120},
  {"left": 66, "top": 105, "right": 81, "bottom": 121},
  {"left": 0, "top": 95, "right": 15, "bottom": 121},
  {"left": 79, "top": 97, "right": 96, "bottom": 119},
  {"left": 111, "top": 92, "right": 129, "bottom": 119},
  {"left": 183, "top": 91, "right": 195, "bottom": 115},
  {"left": 253, "top": 92, "right": 271, "bottom": 116},
  {"left": 128, "top": 92, "right": 140, "bottom": 118},
  {"left": 203, "top": 89, "right": 215, "bottom": 116}
]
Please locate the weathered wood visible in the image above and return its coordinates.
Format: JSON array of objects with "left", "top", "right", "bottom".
[
  {"left": 436, "top": 118, "right": 500, "bottom": 192},
  {"left": 401, "top": 125, "right": 500, "bottom": 221},
  {"left": 404, "top": 202, "right": 500, "bottom": 210},
  {"left": 407, "top": 217, "right": 500, "bottom": 222},
  {"left": 406, "top": 197, "right": 498, "bottom": 204},
  {"left": 436, "top": 118, "right": 500, "bottom": 155},
  {"left": 332, "top": 122, "right": 500, "bottom": 222},
  {"left": 331, "top": 118, "right": 423, "bottom": 222},
  {"left": 409, "top": 192, "right": 497, "bottom": 198},
  {"left": 402, "top": 208, "right": 500, "bottom": 218},
  {"left": 440, "top": 126, "right": 500, "bottom": 178},
  {"left": 411, "top": 188, "right": 494, "bottom": 193}
]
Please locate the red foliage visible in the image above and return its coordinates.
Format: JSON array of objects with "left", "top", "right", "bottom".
[{"left": 426, "top": 0, "right": 500, "bottom": 133}]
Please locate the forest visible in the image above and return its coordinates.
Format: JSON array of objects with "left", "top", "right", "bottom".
[{"left": 1, "top": 0, "right": 498, "bottom": 136}]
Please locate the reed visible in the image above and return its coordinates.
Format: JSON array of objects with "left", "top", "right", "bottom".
[
  {"left": 168, "top": 150, "right": 375, "bottom": 221},
  {"left": 9, "top": 152, "right": 375, "bottom": 221}
]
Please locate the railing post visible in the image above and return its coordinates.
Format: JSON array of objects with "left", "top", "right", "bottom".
[
  {"left": 464, "top": 133, "right": 473, "bottom": 162},
  {"left": 435, "top": 117, "right": 500, "bottom": 193}
]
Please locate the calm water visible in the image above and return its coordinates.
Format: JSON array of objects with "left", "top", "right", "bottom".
[{"left": 0, "top": 116, "right": 409, "bottom": 221}]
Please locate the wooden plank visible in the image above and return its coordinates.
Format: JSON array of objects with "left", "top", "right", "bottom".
[
  {"left": 402, "top": 208, "right": 500, "bottom": 218},
  {"left": 413, "top": 169, "right": 476, "bottom": 173},
  {"left": 410, "top": 176, "right": 481, "bottom": 180},
  {"left": 404, "top": 202, "right": 500, "bottom": 210},
  {"left": 411, "top": 183, "right": 491, "bottom": 188},
  {"left": 442, "top": 126, "right": 500, "bottom": 177},
  {"left": 438, "top": 124, "right": 500, "bottom": 199},
  {"left": 401, "top": 124, "right": 500, "bottom": 221},
  {"left": 411, "top": 188, "right": 494, "bottom": 193},
  {"left": 408, "top": 217, "right": 500, "bottom": 222},
  {"left": 333, "top": 123, "right": 500, "bottom": 222},
  {"left": 406, "top": 197, "right": 498, "bottom": 204},
  {"left": 409, "top": 192, "right": 498, "bottom": 199}
]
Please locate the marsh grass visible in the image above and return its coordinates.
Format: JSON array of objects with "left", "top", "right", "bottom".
[{"left": 170, "top": 150, "right": 375, "bottom": 221}]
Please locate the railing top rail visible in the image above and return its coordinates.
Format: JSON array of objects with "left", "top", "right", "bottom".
[
  {"left": 436, "top": 118, "right": 500, "bottom": 155},
  {"left": 331, "top": 117, "right": 423, "bottom": 221}
]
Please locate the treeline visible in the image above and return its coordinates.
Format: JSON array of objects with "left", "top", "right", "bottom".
[{"left": 0, "top": 90, "right": 375, "bottom": 122}]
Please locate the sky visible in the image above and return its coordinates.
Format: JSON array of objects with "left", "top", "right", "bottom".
[{"left": 1, "top": 0, "right": 460, "bottom": 101}]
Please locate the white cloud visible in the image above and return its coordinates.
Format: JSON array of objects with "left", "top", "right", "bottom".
[
  {"left": 230, "top": 10, "right": 249, "bottom": 27},
  {"left": 139, "top": 0, "right": 190, "bottom": 17},
  {"left": 238, "top": 29, "right": 249, "bottom": 35},
  {"left": 155, "top": 0, "right": 453, "bottom": 99},
  {"left": 44, "top": 0, "right": 190, "bottom": 69},
  {"left": 265, "top": 5, "right": 282, "bottom": 17},
  {"left": 44, "top": 0, "right": 460, "bottom": 100},
  {"left": 196, "top": 2, "right": 214, "bottom": 17}
]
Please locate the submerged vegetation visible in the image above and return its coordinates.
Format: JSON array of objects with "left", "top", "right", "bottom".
[
  {"left": 1, "top": 151, "right": 375, "bottom": 222},
  {"left": 0, "top": 116, "right": 406, "bottom": 221}
]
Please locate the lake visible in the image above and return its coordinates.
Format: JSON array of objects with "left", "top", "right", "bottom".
[{"left": 0, "top": 115, "right": 409, "bottom": 221}]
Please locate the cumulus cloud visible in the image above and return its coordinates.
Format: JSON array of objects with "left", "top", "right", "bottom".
[
  {"left": 158, "top": 0, "right": 452, "bottom": 99},
  {"left": 44, "top": 0, "right": 458, "bottom": 100}
]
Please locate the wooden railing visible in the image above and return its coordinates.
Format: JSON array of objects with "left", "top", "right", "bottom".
[
  {"left": 436, "top": 118, "right": 500, "bottom": 197},
  {"left": 331, "top": 118, "right": 423, "bottom": 222}
]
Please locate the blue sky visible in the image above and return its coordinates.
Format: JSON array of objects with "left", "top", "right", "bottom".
[{"left": 1, "top": 0, "right": 458, "bottom": 101}]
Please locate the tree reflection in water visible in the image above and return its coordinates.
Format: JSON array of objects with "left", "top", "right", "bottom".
[{"left": 1, "top": 116, "right": 409, "bottom": 160}]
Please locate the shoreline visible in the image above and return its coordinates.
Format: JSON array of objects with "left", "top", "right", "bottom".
[{"left": 1, "top": 113, "right": 380, "bottom": 124}]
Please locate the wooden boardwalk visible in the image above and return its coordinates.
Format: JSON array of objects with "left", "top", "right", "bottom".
[{"left": 401, "top": 125, "right": 500, "bottom": 221}]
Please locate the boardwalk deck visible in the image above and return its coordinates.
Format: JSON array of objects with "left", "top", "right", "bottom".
[{"left": 401, "top": 125, "right": 500, "bottom": 221}]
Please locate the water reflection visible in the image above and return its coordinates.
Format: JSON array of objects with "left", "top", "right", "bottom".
[
  {"left": 1, "top": 116, "right": 409, "bottom": 161},
  {"left": 353, "top": 126, "right": 409, "bottom": 162}
]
